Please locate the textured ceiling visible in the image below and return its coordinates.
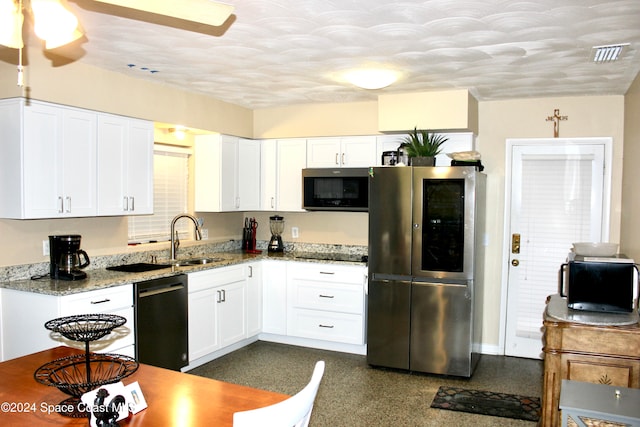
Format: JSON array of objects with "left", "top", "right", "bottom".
[{"left": 45, "top": 1, "right": 640, "bottom": 109}]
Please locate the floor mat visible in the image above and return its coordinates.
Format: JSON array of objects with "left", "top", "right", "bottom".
[{"left": 430, "top": 386, "right": 541, "bottom": 422}]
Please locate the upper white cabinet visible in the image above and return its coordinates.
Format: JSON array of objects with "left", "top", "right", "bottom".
[
  {"left": 0, "top": 98, "right": 154, "bottom": 219},
  {"left": 261, "top": 138, "right": 307, "bottom": 212},
  {"left": 195, "top": 135, "right": 261, "bottom": 212},
  {"left": 0, "top": 98, "right": 96, "bottom": 219},
  {"left": 97, "top": 114, "right": 154, "bottom": 215},
  {"left": 306, "top": 136, "right": 376, "bottom": 168}
]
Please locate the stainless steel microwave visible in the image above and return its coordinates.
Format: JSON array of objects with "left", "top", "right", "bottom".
[
  {"left": 560, "top": 254, "right": 638, "bottom": 313},
  {"left": 302, "top": 168, "right": 369, "bottom": 211}
]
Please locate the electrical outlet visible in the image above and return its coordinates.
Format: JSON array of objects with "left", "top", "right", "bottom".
[
  {"left": 291, "top": 227, "right": 299, "bottom": 239},
  {"left": 42, "top": 240, "right": 50, "bottom": 256},
  {"left": 201, "top": 228, "right": 209, "bottom": 240}
]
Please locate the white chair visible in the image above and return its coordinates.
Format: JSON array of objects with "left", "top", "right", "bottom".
[{"left": 233, "top": 360, "right": 325, "bottom": 427}]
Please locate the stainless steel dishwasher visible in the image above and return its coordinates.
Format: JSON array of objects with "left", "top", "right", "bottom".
[{"left": 134, "top": 274, "right": 188, "bottom": 371}]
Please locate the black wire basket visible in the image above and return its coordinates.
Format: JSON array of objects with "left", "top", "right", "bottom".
[{"left": 35, "top": 314, "right": 138, "bottom": 418}]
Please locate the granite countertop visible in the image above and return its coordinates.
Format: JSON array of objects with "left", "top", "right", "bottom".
[
  {"left": 546, "top": 294, "right": 639, "bottom": 326},
  {"left": 0, "top": 249, "right": 368, "bottom": 296}
]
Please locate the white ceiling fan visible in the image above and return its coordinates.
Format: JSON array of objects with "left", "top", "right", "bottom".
[{"left": 0, "top": 0, "right": 235, "bottom": 50}]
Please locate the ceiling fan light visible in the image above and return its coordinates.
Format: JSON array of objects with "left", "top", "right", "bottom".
[
  {"left": 31, "top": 0, "right": 81, "bottom": 48},
  {"left": 0, "top": 0, "right": 24, "bottom": 49},
  {"left": 345, "top": 69, "right": 398, "bottom": 90}
]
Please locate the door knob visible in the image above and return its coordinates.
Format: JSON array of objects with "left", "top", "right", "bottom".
[{"left": 511, "top": 259, "right": 520, "bottom": 267}]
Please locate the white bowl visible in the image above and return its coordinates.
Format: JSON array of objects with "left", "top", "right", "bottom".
[{"left": 572, "top": 242, "right": 619, "bottom": 257}]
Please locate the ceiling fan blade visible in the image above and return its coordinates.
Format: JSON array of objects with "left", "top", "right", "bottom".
[{"left": 92, "top": 0, "right": 234, "bottom": 27}]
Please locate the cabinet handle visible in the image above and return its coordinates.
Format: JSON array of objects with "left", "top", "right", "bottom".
[
  {"left": 271, "top": 197, "right": 275, "bottom": 209},
  {"left": 248, "top": 266, "right": 253, "bottom": 278},
  {"left": 319, "top": 294, "right": 334, "bottom": 299},
  {"left": 319, "top": 271, "right": 335, "bottom": 275},
  {"left": 221, "top": 289, "right": 226, "bottom": 302},
  {"left": 335, "top": 153, "right": 339, "bottom": 165},
  {"left": 216, "top": 290, "right": 221, "bottom": 303},
  {"left": 129, "top": 196, "right": 135, "bottom": 211},
  {"left": 90, "top": 298, "right": 111, "bottom": 304},
  {"left": 58, "top": 196, "right": 64, "bottom": 213},
  {"left": 341, "top": 153, "right": 345, "bottom": 165},
  {"left": 65, "top": 197, "right": 71, "bottom": 213},
  {"left": 319, "top": 324, "right": 334, "bottom": 329},
  {"left": 123, "top": 197, "right": 129, "bottom": 211},
  {"left": 236, "top": 197, "right": 240, "bottom": 209}
]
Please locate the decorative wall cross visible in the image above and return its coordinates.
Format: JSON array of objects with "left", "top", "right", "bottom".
[{"left": 545, "top": 109, "right": 568, "bottom": 138}]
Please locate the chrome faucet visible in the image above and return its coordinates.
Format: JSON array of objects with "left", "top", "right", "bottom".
[{"left": 170, "top": 214, "right": 203, "bottom": 261}]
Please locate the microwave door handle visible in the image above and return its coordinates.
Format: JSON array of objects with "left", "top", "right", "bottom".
[
  {"left": 559, "top": 263, "right": 568, "bottom": 297},
  {"left": 634, "top": 264, "right": 640, "bottom": 310}
]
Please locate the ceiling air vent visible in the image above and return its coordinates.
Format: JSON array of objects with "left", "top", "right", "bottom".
[{"left": 591, "top": 44, "right": 629, "bottom": 63}]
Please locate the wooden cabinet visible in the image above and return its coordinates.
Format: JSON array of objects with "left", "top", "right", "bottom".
[
  {"left": 97, "top": 114, "right": 154, "bottom": 215},
  {"left": 287, "top": 262, "right": 366, "bottom": 345},
  {"left": 306, "top": 136, "right": 376, "bottom": 168},
  {"left": 187, "top": 265, "right": 247, "bottom": 362},
  {"left": 541, "top": 310, "right": 640, "bottom": 427},
  {"left": 195, "top": 135, "right": 261, "bottom": 212},
  {"left": 1, "top": 285, "right": 134, "bottom": 361},
  {"left": 0, "top": 98, "right": 96, "bottom": 219}
]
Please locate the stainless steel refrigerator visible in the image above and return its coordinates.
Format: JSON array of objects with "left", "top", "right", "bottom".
[{"left": 367, "top": 166, "right": 486, "bottom": 377}]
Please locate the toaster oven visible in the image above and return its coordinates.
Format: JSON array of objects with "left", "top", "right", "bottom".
[{"left": 559, "top": 254, "right": 638, "bottom": 313}]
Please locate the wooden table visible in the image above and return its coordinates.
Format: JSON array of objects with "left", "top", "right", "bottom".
[{"left": 0, "top": 347, "right": 289, "bottom": 426}]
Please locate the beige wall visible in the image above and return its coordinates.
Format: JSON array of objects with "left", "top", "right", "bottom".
[{"left": 621, "top": 74, "right": 640, "bottom": 261}]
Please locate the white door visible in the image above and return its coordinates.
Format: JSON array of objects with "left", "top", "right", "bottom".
[{"left": 502, "top": 138, "right": 611, "bottom": 359}]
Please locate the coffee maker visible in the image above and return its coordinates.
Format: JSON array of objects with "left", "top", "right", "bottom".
[{"left": 49, "top": 235, "right": 90, "bottom": 281}]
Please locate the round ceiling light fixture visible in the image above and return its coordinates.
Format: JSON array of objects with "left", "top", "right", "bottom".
[{"left": 344, "top": 68, "right": 398, "bottom": 90}]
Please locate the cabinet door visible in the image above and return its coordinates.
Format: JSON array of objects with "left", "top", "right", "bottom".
[
  {"left": 262, "top": 260, "right": 287, "bottom": 334},
  {"left": 188, "top": 287, "right": 220, "bottom": 361},
  {"left": 306, "top": 137, "right": 341, "bottom": 167},
  {"left": 126, "top": 119, "right": 154, "bottom": 214},
  {"left": 277, "top": 139, "right": 306, "bottom": 211},
  {"left": 97, "top": 114, "right": 128, "bottom": 215},
  {"left": 246, "top": 262, "right": 262, "bottom": 337},
  {"left": 60, "top": 108, "right": 97, "bottom": 216},
  {"left": 260, "top": 140, "right": 277, "bottom": 211},
  {"left": 238, "top": 138, "right": 261, "bottom": 211},
  {"left": 22, "top": 102, "right": 62, "bottom": 218},
  {"left": 218, "top": 279, "right": 247, "bottom": 348},
  {"left": 341, "top": 136, "right": 376, "bottom": 167},
  {"left": 220, "top": 135, "right": 239, "bottom": 211}
]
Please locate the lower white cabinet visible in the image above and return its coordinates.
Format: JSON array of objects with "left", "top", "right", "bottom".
[
  {"left": 261, "top": 260, "right": 288, "bottom": 334},
  {"left": 187, "top": 265, "right": 248, "bottom": 362},
  {"left": 286, "top": 262, "right": 366, "bottom": 345},
  {"left": 1, "top": 284, "right": 134, "bottom": 361}
]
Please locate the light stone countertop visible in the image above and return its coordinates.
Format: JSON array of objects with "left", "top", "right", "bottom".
[
  {"left": 0, "top": 249, "right": 367, "bottom": 297},
  {"left": 546, "top": 294, "right": 639, "bottom": 326}
]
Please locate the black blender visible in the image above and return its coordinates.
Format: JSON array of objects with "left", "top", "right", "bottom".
[
  {"left": 49, "top": 235, "right": 91, "bottom": 280},
  {"left": 267, "top": 215, "right": 285, "bottom": 253}
]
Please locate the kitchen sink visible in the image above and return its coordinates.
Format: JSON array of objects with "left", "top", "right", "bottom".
[
  {"left": 171, "top": 257, "right": 224, "bottom": 267},
  {"left": 106, "top": 263, "right": 172, "bottom": 273}
]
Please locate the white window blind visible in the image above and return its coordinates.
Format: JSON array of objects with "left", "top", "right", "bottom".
[
  {"left": 128, "top": 146, "right": 190, "bottom": 243},
  {"left": 515, "top": 156, "right": 594, "bottom": 339}
]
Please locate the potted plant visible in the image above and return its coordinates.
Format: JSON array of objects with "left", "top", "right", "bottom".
[{"left": 400, "top": 127, "right": 448, "bottom": 166}]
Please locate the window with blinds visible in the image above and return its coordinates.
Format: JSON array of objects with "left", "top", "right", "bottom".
[{"left": 128, "top": 146, "right": 190, "bottom": 243}]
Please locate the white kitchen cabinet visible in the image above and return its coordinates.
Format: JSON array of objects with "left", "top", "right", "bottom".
[
  {"left": 260, "top": 138, "right": 306, "bottom": 212},
  {"left": 96, "top": 114, "right": 154, "bottom": 215},
  {"left": 195, "top": 135, "right": 261, "bottom": 212},
  {"left": 307, "top": 136, "right": 376, "bottom": 168},
  {"left": 261, "top": 260, "right": 288, "bottom": 334},
  {"left": 0, "top": 98, "right": 96, "bottom": 219},
  {"left": 276, "top": 139, "right": 307, "bottom": 211},
  {"left": 1, "top": 284, "right": 134, "bottom": 361},
  {"left": 246, "top": 262, "right": 262, "bottom": 337},
  {"left": 187, "top": 265, "right": 247, "bottom": 362},
  {"left": 287, "top": 262, "right": 367, "bottom": 345}
]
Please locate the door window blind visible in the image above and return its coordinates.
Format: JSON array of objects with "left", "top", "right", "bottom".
[{"left": 128, "top": 146, "right": 190, "bottom": 243}]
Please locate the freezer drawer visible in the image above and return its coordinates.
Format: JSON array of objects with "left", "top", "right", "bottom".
[
  {"left": 366, "top": 277, "right": 411, "bottom": 370},
  {"left": 410, "top": 280, "right": 473, "bottom": 376}
]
